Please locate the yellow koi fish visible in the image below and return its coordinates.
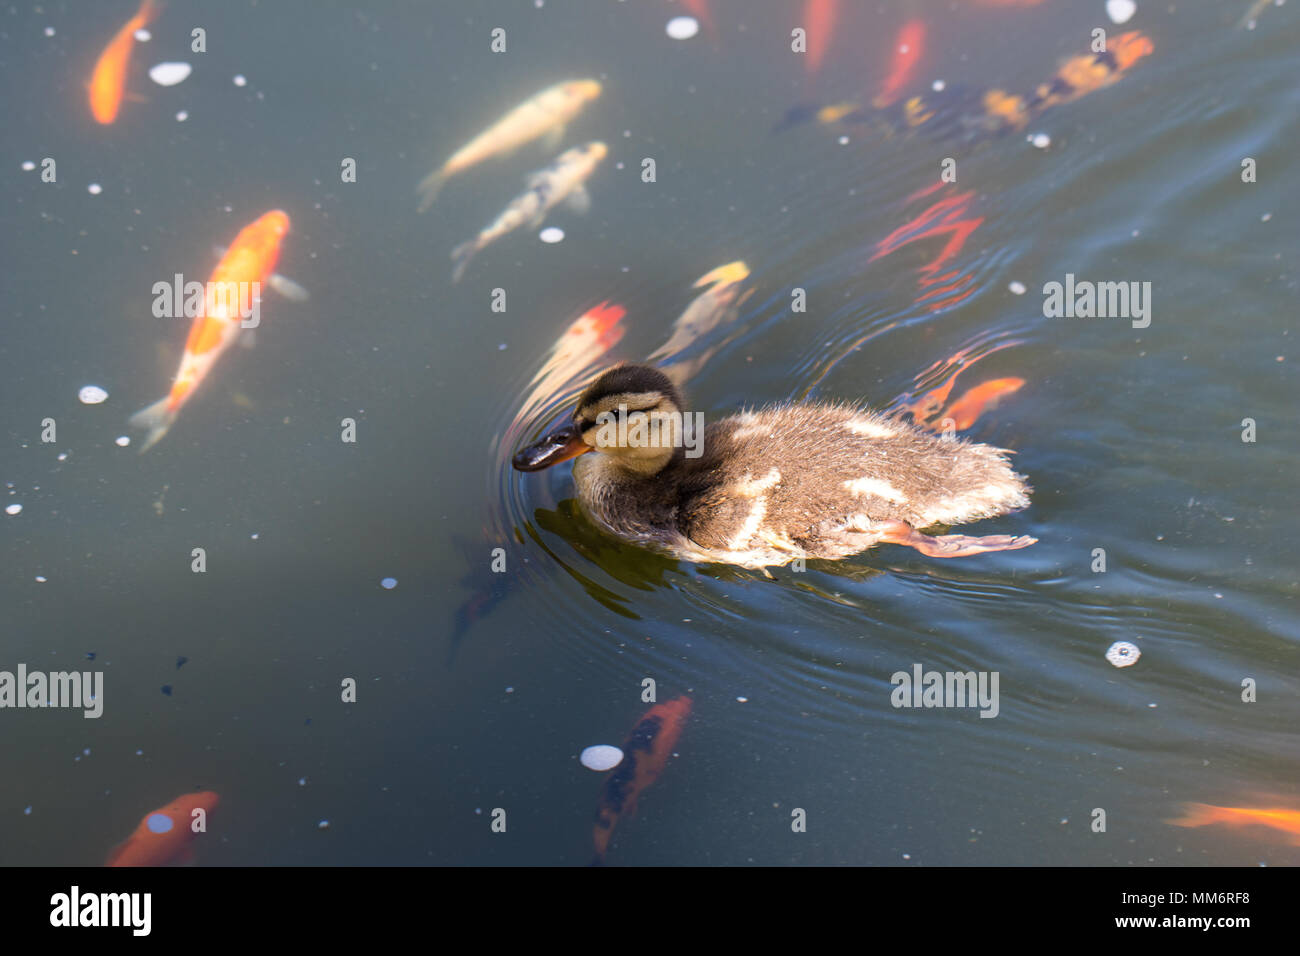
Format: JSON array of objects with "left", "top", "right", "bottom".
[
  {"left": 450, "top": 141, "right": 607, "bottom": 283},
  {"left": 648, "top": 261, "right": 753, "bottom": 385},
  {"left": 416, "top": 79, "right": 601, "bottom": 212}
]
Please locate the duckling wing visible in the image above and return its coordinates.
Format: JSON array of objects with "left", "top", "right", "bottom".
[{"left": 678, "top": 404, "right": 1030, "bottom": 559}]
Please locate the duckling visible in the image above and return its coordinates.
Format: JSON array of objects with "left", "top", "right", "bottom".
[{"left": 513, "top": 364, "right": 1035, "bottom": 569}]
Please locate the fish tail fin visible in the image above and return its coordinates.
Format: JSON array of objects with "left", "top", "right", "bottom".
[
  {"left": 129, "top": 397, "right": 176, "bottom": 453},
  {"left": 450, "top": 240, "right": 478, "bottom": 284},
  {"left": 416, "top": 169, "right": 448, "bottom": 213},
  {"left": 1167, "top": 802, "right": 1222, "bottom": 829}
]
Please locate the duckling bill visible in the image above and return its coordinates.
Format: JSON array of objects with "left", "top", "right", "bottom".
[{"left": 513, "top": 364, "right": 1035, "bottom": 568}]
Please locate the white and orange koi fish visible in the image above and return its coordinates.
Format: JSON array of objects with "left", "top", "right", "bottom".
[
  {"left": 450, "top": 141, "right": 607, "bottom": 283},
  {"left": 416, "top": 79, "right": 602, "bottom": 211},
  {"left": 130, "top": 210, "right": 296, "bottom": 452}
]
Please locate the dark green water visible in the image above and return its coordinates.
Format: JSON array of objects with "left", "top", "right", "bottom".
[{"left": 2, "top": 0, "right": 1297, "bottom": 866}]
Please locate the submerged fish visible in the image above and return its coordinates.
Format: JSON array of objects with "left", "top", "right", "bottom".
[
  {"left": 450, "top": 141, "right": 607, "bottom": 283},
  {"left": 648, "top": 261, "right": 753, "bottom": 385},
  {"left": 89, "top": 0, "right": 160, "bottom": 125},
  {"left": 130, "top": 210, "right": 295, "bottom": 451},
  {"left": 416, "top": 79, "right": 602, "bottom": 212},
  {"left": 511, "top": 301, "right": 627, "bottom": 437},
  {"left": 803, "top": 0, "right": 840, "bottom": 78},
  {"left": 106, "top": 791, "right": 219, "bottom": 866},
  {"left": 873, "top": 19, "right": 927, "bottom": 107},
  {"left": 592, "top": 695, "right": 691, "bottom": 865},
  {"left": 1168, "top": 803, "right": 1300, "bottom": 846},
  {"left": 940, "top": 378, "right": 1024, "bottom": 431},
  {"left": 780, "top": 30, "right": 1153, "bottom": 142}
]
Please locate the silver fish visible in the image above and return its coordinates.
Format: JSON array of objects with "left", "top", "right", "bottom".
[{"left": 450, "top": 141, "right": 607, "bottom": 283}]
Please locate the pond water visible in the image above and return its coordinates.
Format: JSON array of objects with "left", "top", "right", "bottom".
[{"left": 2, "top": 0, "right": 1297, "bottom": 866}]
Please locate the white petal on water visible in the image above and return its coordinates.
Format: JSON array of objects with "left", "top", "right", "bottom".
[
  {"left": 5, "top": 504, "right": 21, "bottom": 516},
  {"left": 22, "top": 160, "right": 36, "bottom": 171},
  {"left": 1030, "top": 133, "right": 1051, "bottom": 149},
  {"left": 79, "top": 385, "right": 109, "bottom": 404},
  {"left": 538, "top": 227, "right": 565, "bottom": 244},
  {"left": 580, "top": 745, "right": 624, "bottom": 771},
  {"left": 233, "top": 74, "right": 247, "bottom": 87},
  {"left": 134, "top": 28, "right": 151, "bottom": 42},
  {"left": 176, "top": 110, "right": 189, "bottom": 122},
  {"left": 44, "top": 26, "right": 55, "bottom": 37},
  {"left": 666, "top": 16, "right": 699, "bottom": 40},
  {"left": 1106, "top": 0, "right": 1137, "bottom": 25},
  {"left": 1105, "top": 641, "right": 1141, "bottom": 668},
  {"left": 148, "top": 62, "right": 192, "bottom": 87},
  {"left": 1009, "top": 281, "right": 1027, "bottom": 295},
  {"left": 87, "top": 183, "right": 103, "bottom": 195},
  {"left": 115, "top": 435, "right": 130, "bottom": 447}
]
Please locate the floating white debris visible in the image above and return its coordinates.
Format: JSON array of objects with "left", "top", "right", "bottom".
[
  {"left": 1030, "top": 132, "right": 1051, "bottom": 149},
  {"left": 78, "top": 385, "right": 109, "bottom": 404},
  {"left": 232, "top": 74, "right": 247, "bottom": 87},
  {"left": 317, "top": 820, "right": 330, "bottom": 829},
  {"left": 44, "top": 26, "right": 55, "bottom": 37},
  {"left": 114, "top": 435, "right": 130, "bottom": 447},
  {"left": 22, "top": 160, "right": 36, "bottom": 171},
  {"left": 666, "top": 16, "right": 699, "bottom": 40},
  {"left": 1106, "top": 0, "right": 1137, "bottom": 25},
  {"left": 932, "top": 79, "right": 946, "bottom": 92},
  {"left": 5, "top": 504, "right": 22, "bottom": 516},
  {"left": 135, "top": 28, "right": 151, "bottom": 42},
  {"left": 381, "top": 577, "right": 397, "bottom": 589},
  {"left": 148, "top": 62, "right": 192, "bottom": 87},
  {"left": 838, "top": 135, "right": 850, "bottom": 145},
  {"left": 1008, "top": 281, "right": 1027, "bottom": 295},
  {"left": 87, "top": 183, "right": 103, "bottom": 195},
  {"left": 1105, "top": 641, "right": 1141, "bottom": 668},
  {"left": 35, "top": 576, "right": 48, "bottom": 583},
  {"left": 176, "top": 110, "right": 189, "bottom": 122},
  {"left": 57, "top": 452, "right": 68, "bottom": 461},
  {"left": 580, "top": 745, "right": 624, "bottom": 771},
  {"left": 538, "top": 226, "right": 565, "bottom": 244},
  {"left": 736, "top": 696, "right": 749, "bottom": 703}
]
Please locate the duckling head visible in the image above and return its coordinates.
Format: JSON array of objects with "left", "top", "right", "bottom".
[{"left": 513, "top": 364, "right": 684, "bottom": 477}]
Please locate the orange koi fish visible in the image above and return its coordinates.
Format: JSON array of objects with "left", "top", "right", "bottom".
[
  {"left": 130, "top": 210, "right": 293, "bottom": 451},
  {"left": 593, "top": 695, "right": 691, "bottom": 865},
  {"left": 89, "top": 0, "right": 159, "bottom": 125},
  {"left": 873, "top": 19, "right": 927, "bottom": 107},
  {"left": 940, "top": 378, "right": 1025, "bottom": 430},
  {"left": 1168, "top": 803, "right": 1300, "bottom": 846},
  {"left": 509, "top": 301, "right": 627, "bottom": 438},
  {"left": 106, "top": 791, "right": 219, "bottom": 866},
  {"left": 803, "top": 0, "right": 839, "bottom": 77}
]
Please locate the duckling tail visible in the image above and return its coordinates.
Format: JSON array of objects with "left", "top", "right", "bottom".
[
  {"left": 450, "top": 239, "right": 479, "bottom": 283},
  {"left": 128, "top": 396, "right": 176, "bottom": 453}
]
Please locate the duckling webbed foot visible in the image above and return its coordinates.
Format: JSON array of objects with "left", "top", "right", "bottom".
[{"left": 876, "top": 520, "right": 1036, "bottom": 558}]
